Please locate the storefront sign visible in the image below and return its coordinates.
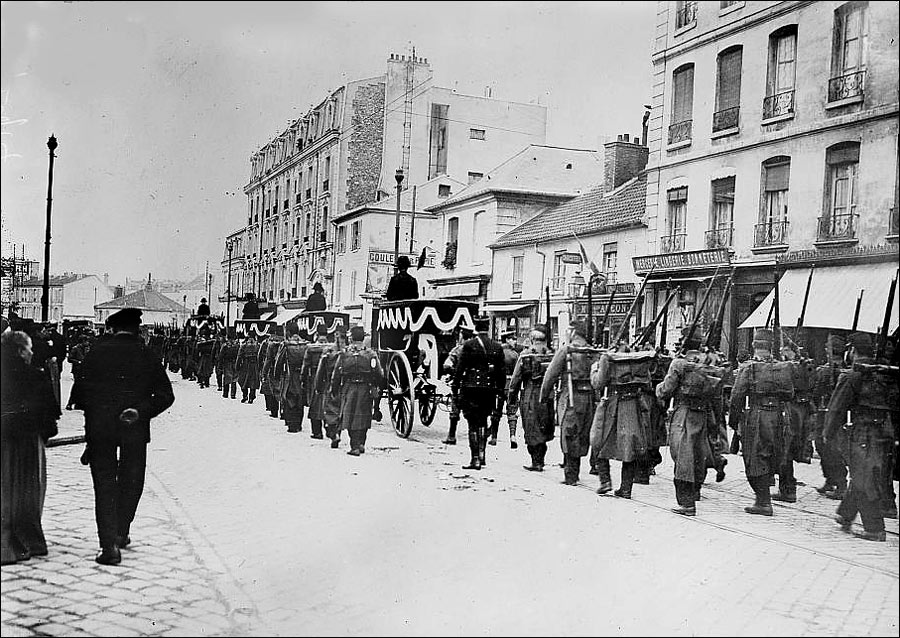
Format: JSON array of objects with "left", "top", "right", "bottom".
[
  {"left": 369, "top": 250, "right": 435, "bottom": 268},
  {"left": 573, "top": 298, "right": 635, "bottom": 317},
  {"left": 560, "top": 252, "right": 582, "bottom": 264},
  {"left": 632, "top": 248, "right": 730, "bottom": 274}
]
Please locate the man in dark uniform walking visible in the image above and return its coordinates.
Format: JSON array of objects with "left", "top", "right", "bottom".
[
  {"left": 385, "top": 256, "right": 419, "bottom": 301},
  {"left": 276, "top": 323, "right": 308, "bottom": 433},
  {"left": 75, "top": 308, "right": 174, "bottom": 565},
  {"left": 508, "top": 325, "right": 555, "bottom": 471},
  {"left": 454, "top": 317, "right": 506, "bottom": 470},
  {"left": 301, "top": 324, "right": 331, "bottom": 439},
  {"left": 331, "top": 325, "right": 384, "bottom": 455},
  {"left": 812, "top": 334, "right": 849, "bottom": 499},
  {"left": 489, "top": 330, "right": 520, "bottom": 449}
]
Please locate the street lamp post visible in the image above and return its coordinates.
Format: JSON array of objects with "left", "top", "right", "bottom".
[
  {"left": 226, "top": 242, "right": 234, "bottom": 329},
  {"left": 393, "top": 168, "right": 404, "bottom": 274},
  {"left": 586, "top": 273, "right": 603, "bottom": 346},
  {"left": 41, "top": 134, "right": 58, "bottom": 322}
]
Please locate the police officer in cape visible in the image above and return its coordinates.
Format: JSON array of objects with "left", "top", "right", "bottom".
[
  {"left": 74, "top": 308, "right": 175, "bottom": 565},
  {"left": 508, "top": 324, "right": 555, "bottom": 471},
  {"left": 826, "top": 332, "right": 899, "bottom": 542},
  {"left": 453, "top": 316, "right": 506, "bottom": 470},
  {"left": 330, "top": 325, "right": 384, "bottom": 456},
  {"left": 540, "top": 319, "right": 600, "bottom": 486}
]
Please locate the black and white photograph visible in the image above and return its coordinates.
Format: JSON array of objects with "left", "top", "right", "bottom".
[{"left": 1, "top": 1, "right": 898, "bottom": 636}]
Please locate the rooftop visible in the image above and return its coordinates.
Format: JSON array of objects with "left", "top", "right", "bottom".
[{"left": 95, "top": 288, "right": 191, "bottom": 313}]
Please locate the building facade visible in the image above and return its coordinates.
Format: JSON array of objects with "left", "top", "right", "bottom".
[
  {"left": 15, "top": 274, "right": 114, "bottom": 323},
  {"left": 233, "top": 51, "right": 547, "bottom": 314},
  {"left": 95, "top": 284, "right": 191, "bottom": 328},
  {"left": 636, "top": 0, "right": 899, "bottom": 358}
]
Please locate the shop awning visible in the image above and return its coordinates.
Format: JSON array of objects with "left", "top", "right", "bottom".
[
  {"left": 272, "top": 309, "right": 304, "bottom": 325},
  {"left": 485, "top": 303, "right": 534, "bottom": 313},
  {"left": 739, "top": 262, "right": 899, "bottom": 333}
]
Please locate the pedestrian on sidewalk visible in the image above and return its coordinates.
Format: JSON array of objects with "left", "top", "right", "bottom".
[
  {"left": 1, "top": 330, "right": 60, "bottom": 565},
  {"left": 75, "top": 308, "right": 175, "bottom": 565}
]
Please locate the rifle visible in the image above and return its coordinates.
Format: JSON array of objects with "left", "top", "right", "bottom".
[
  {"left": 660, "top": 278, "right": 672, "bottom": 352},
  {"left": 612, "top": 264, "right": 656, "bottom": 346},
  {"left": 795, "top": 266, "right": 815, "bottom": 347},
  {"left": 632, "top": 285, "right": 681, "bottom": 348},
  {"left": 876, "top": 269, "right": 898, "bottom": 361},
  {"left": 597, "top": 285, "right": 618, "bottom": 347},
  {"left": 704, "top": 267, "right": 736, "bottom": 352},
  {"left": 678, "top": 265, "right": 722, "bottom": 355},
  {"left": 851, "top": 289, "right": 864, "bottom": 331},
  {"left": 773, "top": 268, "right": 782, "bottom": 358}
]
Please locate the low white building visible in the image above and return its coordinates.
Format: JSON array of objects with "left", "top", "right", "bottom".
[{"left": 95, "top": 284, "right": 191, "bottom": 328}]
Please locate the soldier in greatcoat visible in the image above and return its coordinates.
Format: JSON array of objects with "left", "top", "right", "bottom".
[
  {"left": 729, "top": 327, "right": 794, "bottom": 516},
  {"left": 195, "top": 328, "right": 216, "bottom": 389},
  {"left": 316, "top": 328, "right": 346, "bottom": 447},
  {"left": 541, "top": 320, "right": 602, "bottom": 486},
  {"left": 774, "top": 341, "right": 817, "bottom": 502},
  {"left": 301, "top": 324, "right": 331, "bottom": 439},
  {"left": 826, "top": 332, "right": 899, "bottom": 542},
  {"left": 508, "top": 325, "right": 555, "bottom": 471},
  {"left": 589, "top": 344, "right": 655, "bottom": 497},
  {"left": 655, "top": 330, "right": 722, "bottom": 516},
  {"left": 489, "top": 331, "right": 521, "bottom": 449},
  {"left": 812, "top": 334, "right": 849, "bottom": 499},
  {"left": 331, "top": 326, "right": 384, "bottom": 455},
  {"left": 259, "top": 332, "right": 284, "bottom": 419},
  {"left": 236, "top": 334, "right": 261, "bottom": 404},
  {"left": 218, "top": 330, "right": 240, "bottom": 400},
  {"left": 453, "top": 317, "right": 506, "bottom": 470},
  {"left": 275, "top": 324, "right": 308, "bottom": 433}
]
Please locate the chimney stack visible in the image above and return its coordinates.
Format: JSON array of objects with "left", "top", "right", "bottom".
[{"left": 603, "top": 132, "right": 649, "bottom": 192}]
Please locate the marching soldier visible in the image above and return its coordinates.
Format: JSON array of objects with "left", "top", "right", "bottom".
[
  {"left": 826, "top": 332, "right": 898, "bottom": 542},
  {"left": 589, "top": 339, "right": 655, "bottom": 497},
  {"left": 812, "top": 334, "right": 848, "bottom": 499},
  {"left": 301, "top": 324, "right": 331, "bottom": 440},
  {"left": 331, "top": 326, "right": 384, "bottom": 456},
  {"left": 316, "top": 328, "right": 347, "bottom": 448},
  {"left": 218, "top": 329, "right": 240, "bottom": 400},
  {"left": 212, "top": 330, "right": 224, "bottom": 392},
  {"left": 541, "top": 320, "right": 601, "bottom": 486},
  {"left": 453, "top": 317, "right": 506, "bottom": 470},
  {"left": 441, "top": 328, "right": 467, "bottom": 445},
  {"left": 729, "top": 327, "right": 795, "bottom": 516},
  {"left": 275, "top": 323, "right": 308, "bottom": 433},
  {"left": 489, "top": 330, "right": 521, "bottom": 449},
  {"left": 773, "top": 341, "right": 817, "bottom": 502},
  {"left": 655, "top": 329, "right": 722, "bottom": 516},
  {"left": 259, "top": 331, "right": 284, "bottom": 419},
  {"left": 236, "top": 333, "right": 261, "bottom": 404},
  {"left": 508, "top": 324, "right": 555, "bottom": 471},
  {"left": 195, "top": 327, "right": 216, "bottom": 389}
]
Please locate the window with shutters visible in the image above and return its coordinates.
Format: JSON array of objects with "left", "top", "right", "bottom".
[
  {"left": 603, "top": 243, "right": 618, "bottom": 284},
  {"left": 829, "top": 2, "right": 868, "bottom": 103},
  {"left": 663, "top": 188, "right": 687, "bottom": 252},
  {"left": 764, "top": 26, "right": 797, "bottom": 120},
  {"left": 337, "top": 226, "right": 347, "bottom": 253},
  {"left": 551, "top": 253, "right": 566, "bottom": 292},
  {"left": 350, "top": 270, "right": 357, "bottom": 299},
  {"left": 512, "top": 256, "right": 524, "bottom": 294},
  {"left": 335, "top": 271, "right": 342, "bottom": 304},
  {"left": 351, "top": 221, "right": 361, "bottom": 251},
  {"left": 756, "top": 157, "right": 790, "bottom": 247},
  {"left": 713, "top": 47, "right": 742, "bottom": 133},
  {"left": 820, "top": 142, "right": 860, "bottom": 242},
  {"left": 669, "top": 64, "right": 694, "bottom": 146},
  {"left": 707, "top": 177, "right": 735, "bottom": 249}
]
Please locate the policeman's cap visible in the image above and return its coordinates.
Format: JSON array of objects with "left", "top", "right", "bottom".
[
  {"left": 106, "top": 308, "right": 142, "bottom": 330},
  {"left": 848, "top": 332, "right": 873, "bottom": 356}
]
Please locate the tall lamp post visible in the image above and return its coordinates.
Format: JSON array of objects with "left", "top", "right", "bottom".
[
  {"left": 393, "top": 168, "right": 404, "bottom": 273},
  {"left": 586, "top": 273, "right": 604, "bottom": 346},
  {"left": 225, "top": 241, "right": 234, "bottom": 329},
  {"left": 41, "top": 134, "right": 58, "bottom": 322}
]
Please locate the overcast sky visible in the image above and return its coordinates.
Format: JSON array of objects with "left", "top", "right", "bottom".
[{"left": 1, "top": 0, "right": 655, "bottom": 285}]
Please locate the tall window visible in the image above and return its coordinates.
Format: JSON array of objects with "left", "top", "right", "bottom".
[
  {"left": 305, "top": 213, "right": 312, "bottom": 239},
  {"left": 709, "top": 177, "right": 735, "bottom": 248},
  {"left": 472, "top": 211, "right": 484, "bottom": 264},
  {"left": 765, "top": 26, "right": 797, "bottom": 119},
  {"left": 664, "top": 187, "right": 688, "bottom": 252},
  {"left": 552, "top": 253, "right": 566, "bottom": 292},
  {"left": 335, "top": 271, "right": 342, "bottom": 304},
  {"left": 669, "top": 64, "right": 694, "bottom": 144},
  {"left": 512, "top": 255, "right": 524, "bottom": 294},
  {"left": 830, "top": 3, "right": 868, "bottom": 102},
  {"left": 675, "top": 0, "right": 697, "bottom": 29},
  {"left": 337, "top": 225, "right": 347, "bottom": 253},
  {"left": 714, "top": 47, "right": 742, "bottom": 132},
  {"left": 351, "top": 221, "right": 361, "bottom": 251},
  {"left": 823, "top": 142, "right": 860, "bottom": 240},
  {"left": 447, "top": 217, "right": 459, "bottom": 244},
  {"left": 350, "top": 271, "right": 357, "bottom": 299},
  {"left": 757, "top": 157, "right": 790, "bottom": 246},
  {"left": 603, "top": 243, "right": 618, "bottom": 284}
]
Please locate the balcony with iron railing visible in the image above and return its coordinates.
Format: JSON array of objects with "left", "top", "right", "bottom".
[
  {"left": 762, "top": 90, "right": 794, "bottom": 121},
  {"left": 675, "top": 2, "right": 696, "bottom": 29},
  {"left": 712, "top": 106, "right": 739, "bottom": 134},
  {"left": 828, "top": 70, "right": 866, "bottom": 105},
  {"left": 705, "top": 226, "right": 734, "bottom": 250},
  {"left": 660, "top": 233, "right": 686, "bottom": 254},
  {"left": 753, "top": 220, "right": 789, "bottom": 249},
  {"left": 668, "top": 120, "right": 692, "bottom": 146},
  {"left": 816, "top": 213, "right": 859, "bottom": 244}
]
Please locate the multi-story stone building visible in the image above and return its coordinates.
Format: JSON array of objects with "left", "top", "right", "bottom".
[
  {"left": 234, "top": 52, "right": 547, "bottom": 312},
  {"left": 16, "top": 274, "right": 114, "bottom": 322},
  {"left": 636, "top": 0, "right": 899, "bottom": 358}
]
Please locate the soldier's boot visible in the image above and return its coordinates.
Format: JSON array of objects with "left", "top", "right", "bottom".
[
  {"left": 524, "top": 444, "right": 544, "bottom": 472},
  {"left": 509, "top": 419, "right": 518, "bottom": 449},
  {"left": 230, "top": 384, "right": 237, "bottom": 400},
  {"left": 311, "top": 420, "right": 324, "bottom": 439},
  {"left": 443, "top": 418, "right": 458, "bottom": 445},
  {"left": 488, "top": 419, "right": 499, "bottom": 446},
  {"left": 567, "top": 456, "right": 582, "bottom": 485},
  {"left": 672, "top": 479, "right": 697, "bottom": 516},
  {"left": 744, "top": 475, "right": 774, "bottom": 516},
  {"left": 596, "top": 459, "right": 613, "bottom": 494},
  {"left": 463, "top": 427, "right": 481, "bottom": 470},
  {"left": 634, "top": 459, "right": 651, "bottom": 485},
  {"left": 241, "top": 389, "right": 248, "bottom": 403},
  {"left": 222, "top": 385, "right": 229, "bottom": 399},
  {"left": 772, "top": 474, "right": 797, "bottom": 503},
  {"left": 615, "top": 461, "right": 635, "bottom": 499},
  {"left": 248, "top": 389, "right": 256, "bottom": 404},
  {"left": 715, "top": 456, "right": 728, "bottom": 482},
  {"left": 478, "top": 427, "right": 488, "bottom": 467}
]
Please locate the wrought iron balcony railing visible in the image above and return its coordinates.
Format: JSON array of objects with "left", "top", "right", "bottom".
[
  {"left": 754, "top": 220, "right": 789, "bottom": 247},
  {"left": 817, "top": 213, "right": 858, "bottom": 242},
  {"left": 828, "top": 70, "right": 866, "bottom": 103},
  {"left": 762, "top": 90, "right": 794, "bottom": 120},
  {"left": 676, "top": 2, "right": 697, "bottom": 28},
  {"left": 705, "top": 226, "right": 734, "bottom": 249},
  {"left": 668, "top": 120, "right": 692, "bottom": 145},
  {"left": 712, "top": 106, "right": 739, "bottom": 132},
  {"left": 660, "top": 233, "right": 686, "bottom": 253}
]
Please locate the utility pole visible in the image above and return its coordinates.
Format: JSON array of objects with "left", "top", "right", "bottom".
[
  {"left": 41, "top": 134, "right": 58, "bottom": 322},
  {"left": 393, "top": 168, "right": 404, "bottom": 273}
]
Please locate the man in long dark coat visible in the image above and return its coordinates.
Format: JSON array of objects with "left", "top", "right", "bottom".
[
  {"left": 812, "top": 334, "right": 848, "bottom": 499},
  {"left": 385, "top": 256, "right": 419, "bottom": 301},
  {"left": 218, "top": 330, "right": 240, "bottom": 399},
  {"left": 275, "top": 325, "right": 308, "bottom": 433},
  {"left": 508, "top": 325, "right": 554, "bottom": 471},
  {"left": 259, "top": 333, "right": 284, "bottom": 418},
  {"left": 236, "top": 335, "right": 261, "bottom": 403},
  {"left": 331, "top": 325, "right": 384, "bottom": 455},
  {"left": 490, "top": 331, "right": 521, "bottom": 448},
  {"left": 75, "top": 308, "right": 174, "bottom": 565},
  {"left": 301, "top": 325, "right": 331, "bottom": 439},
  {"left": 316, "top": 329, "right": 346, "bottom": 447}
]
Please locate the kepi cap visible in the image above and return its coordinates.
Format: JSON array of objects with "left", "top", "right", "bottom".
[{"left": 106, "top": 308, "right": 142, "bottom": 330}]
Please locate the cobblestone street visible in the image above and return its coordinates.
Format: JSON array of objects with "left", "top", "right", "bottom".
[{"left": 2, "top": 373, "right": 898, "bottom": 636}]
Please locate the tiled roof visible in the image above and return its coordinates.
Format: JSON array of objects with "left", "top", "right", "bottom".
[
  {"left": 491, "top": 173, "right": 647, "bottom": 248},
  {"left": 426, "top": 145, "right": 603, "bottom": 211},
  {"left": 20, "top": 274, "right": 86, "bottom": 287},
  {"left": 95, "top": 288, "right": 190, "bottom": 313}
]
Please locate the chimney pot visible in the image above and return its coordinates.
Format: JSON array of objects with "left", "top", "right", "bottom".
[{"left": 624, "top": 133, "right": 630, "bottom": 142}]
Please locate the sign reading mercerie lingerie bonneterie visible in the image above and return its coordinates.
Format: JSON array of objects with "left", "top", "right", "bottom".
[{"left": 632, "top": 248, "right": 730, "bottom": 274}]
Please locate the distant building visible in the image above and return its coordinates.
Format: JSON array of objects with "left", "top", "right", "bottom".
[
  {"left": 636, "top": 1, "right": 899, "bottom": 358},
  {"left": 233, "top": 51, "right": 548, "bottom": 311},
  {"left": 0, "top": 255, "right": 40, "bottom": 317},
  {"left": 15, "top": 273, "right": 114, "bottom": 323},
  {"left": 95, "top": 280, "right": 191, "bottom": 327}
]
